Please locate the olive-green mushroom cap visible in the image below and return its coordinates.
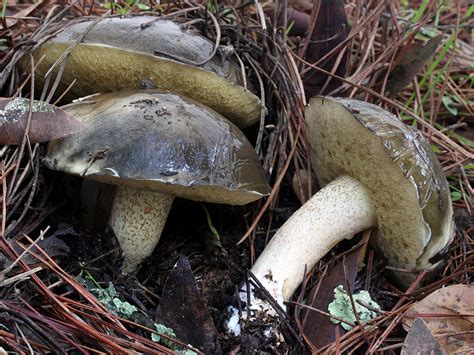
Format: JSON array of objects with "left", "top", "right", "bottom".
[
  {"left": 26, "top": 16, "right": 261, "bottom": 128},
  {"left": 305, "top": 97, "right": 453, "bottom": 274},
  {"left": 44, "top": 90, "right": 270, "bottom": 205}
]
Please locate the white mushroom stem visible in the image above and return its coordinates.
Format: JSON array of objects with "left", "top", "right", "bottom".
[
  {"left": 235, "top": 175, "right": 377, "bottom": 328},
  {"left": 109, "top": 186, "right": 174, "bottom": 273}
]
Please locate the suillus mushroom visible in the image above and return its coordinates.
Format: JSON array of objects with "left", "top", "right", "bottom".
[
  {"left": 228, "top": 97, "right": 454, "bottom": 333},
  {"left": 22, "top": 16, "right": 261, "bottom": 128},
  {"left": 44, "top": 90, "right": 270, "bottom": 272}
]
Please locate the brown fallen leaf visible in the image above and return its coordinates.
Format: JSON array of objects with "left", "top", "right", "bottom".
[
  {"left": 385, "top": 35, "right": 443, "bottom": 97},
  {"left": 5, "top": 1, "right": 43, "bottom": 28},
  {"left": 403, "top": 284, "right": 474, "bottom": 354},
  {"left": 14, "top": 235, "right": 71, "bottom": 266},
  {"left": 401, "top": 318, "right": 443, "bottom": 355},
  {"left": 156, "top": 255, "right": 219, "bottom": 354},
  {"left": 266, "top": 3, "right": 310, "bottom": 36},
  {"left": 300, "top": 238, "right": 366, "bottom": 352},
  {"left": 302, "top": 0, "right": 349, "bottom": 96},
  {"left": 0, "top": 97, "right": 84, "bottom": 145},
  {"left": 0, "top": 234, "right": 71, "bottom": 276},
  {"left": 285, "top": 8, "right": 311, "bottom": 37},
  {"left": 267, "top": 0, "right": 348, "bottom": 96},
  {"left": 292, "top": 168, "right": 317, "bottom": 204}
]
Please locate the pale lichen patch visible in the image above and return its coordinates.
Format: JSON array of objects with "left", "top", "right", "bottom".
[{"left": 0, "top": 98, "right": 54, "bottom": 125}]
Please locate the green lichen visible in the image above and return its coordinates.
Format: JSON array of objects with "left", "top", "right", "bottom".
[
  {"left": 151, "top": 323, "right": 197, "bottom": 354},
  {"left": 328, "top": 285, "right": 381, "bottom": 331},
  {"left": 90, "top": 282, "right": 138, "bottom": 319}
]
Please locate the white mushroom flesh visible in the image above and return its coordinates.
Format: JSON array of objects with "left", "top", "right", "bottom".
[{"left": 246, "top": 175, "right": 376, "bottom": 310}]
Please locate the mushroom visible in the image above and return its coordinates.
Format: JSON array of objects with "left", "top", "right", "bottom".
[
  {"left": 44, "top": 90, "right": 270, "bottom": 272},
  {"left": 230, "top": 97, "right": 454, "bottom": 332},
  {"left": 22, "top": 16, "right": 261, "bottom": 128}
]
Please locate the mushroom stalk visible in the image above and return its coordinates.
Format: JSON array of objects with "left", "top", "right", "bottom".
[
  {"left": 109, "top": 186, "right": 174, "bottom": 273},
  {"left": 231, "top": 175, "right": 377, "bottom": 333}
]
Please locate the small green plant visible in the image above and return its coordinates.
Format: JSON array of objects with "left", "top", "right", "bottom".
[
  {"left": 406, "top": 33, "right": 457, "bottom": 112},
  {"left": 411, "top": 0, "right": 430, "bottom": 24},
  {"left": 200, "top": 204, "right": 220, "bottom": 242},
  {"left": 0, "top": 39, "right": 7, "bottom": 52},
  {"left": 103, "top": 0, "right": 150, "bottom": 15},
  {"left": 206, "top": 1, "right": 216, "bottom": 12},
  {"left": 441, "top": 95, "right": 458, "bottom": 116},
  {"left": 1, "top": 0, "right": 6, "bottom": 19},
  {"left": 450, "top": 189, "right": 462, "bottom": 202}
]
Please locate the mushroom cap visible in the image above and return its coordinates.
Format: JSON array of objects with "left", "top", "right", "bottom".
[
  {"left": 27, "top": 16, "right": 261, "bottom": 128},
  {"left": 305, "top": 97, "right": 453, "bottom": 274},
  {"left": 44, "top": 90, "right": 270, "bottom": 205}
]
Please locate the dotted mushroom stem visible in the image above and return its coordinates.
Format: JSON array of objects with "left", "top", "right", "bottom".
[
  {"left": 247, "top": 175, "right": 377, "bottom": 312},
  {"left": 109, "top": 186, "right": 174, "bottom": 273}
]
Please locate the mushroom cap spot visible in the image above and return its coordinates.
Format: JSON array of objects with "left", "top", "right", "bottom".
[
  {"left": 25, "top": 16, "right": 261, "bottom": 128},
  {"left": 305, "top": 97, "right": 453, "bottom": 273},
  {"left": 44, "top": 90, "right": 270, "bottom": 205}
]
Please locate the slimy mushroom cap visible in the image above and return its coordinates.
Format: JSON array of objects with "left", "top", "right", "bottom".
[
  {"left": 305, "top": 97, "right": 453, "bottom": 276},
  {"left": 44, "top": 90, "right": 269, "bottom": 272},
  {"left": 45, "top": 90, "right": 270, "bottom": 204},
  {"left": 27, "top": 16, "right": 261, "bottom": 128}
]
